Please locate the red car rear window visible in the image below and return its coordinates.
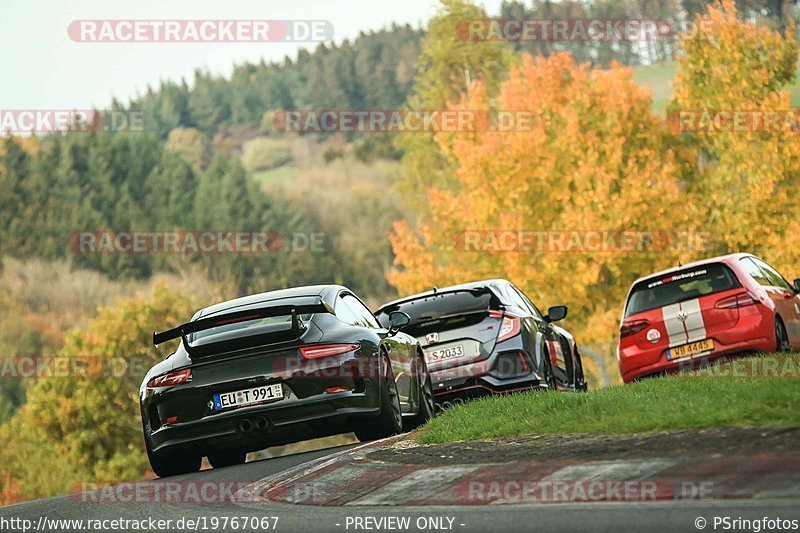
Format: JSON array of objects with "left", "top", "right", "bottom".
[{"left": 624, "top": 263, "right": 741, "bottom": 317}]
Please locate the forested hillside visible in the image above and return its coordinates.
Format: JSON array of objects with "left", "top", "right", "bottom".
[
  {"left": 118, "top": 25, "right": 424, "bottom": 139},
  {"left": 2, "top": 0, "right": 799, "bottom": 504}
]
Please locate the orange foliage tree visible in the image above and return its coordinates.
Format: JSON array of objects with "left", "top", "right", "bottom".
[{"left": 390, "top": 53, "right": 694, "bottom": 380}]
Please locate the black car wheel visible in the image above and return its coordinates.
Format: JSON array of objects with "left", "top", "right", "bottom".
[
  {"left": 403, "top": 350, "right": 435, "bottom": 431},
  {"left": 208, "top": 450, "right": 247, "bottom": 469},
  {"left": 574, "top": 347, "right": 588, "bottom": 392},
  {"left": 541, "top": 347, "right": 558, "bottom": 390},
  {"left": 354, "top": 352, "right": 402, "bottom": 442},
  {"left": 776, "top": 317, "right": 790, "bottom": 353},
  {"left": 145, "top": 438, "right": 201, "bottom": 477}
]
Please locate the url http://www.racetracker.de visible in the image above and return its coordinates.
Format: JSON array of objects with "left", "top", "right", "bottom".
[{"left": 0, "top": 515, "right": 280, "bottom": 532}]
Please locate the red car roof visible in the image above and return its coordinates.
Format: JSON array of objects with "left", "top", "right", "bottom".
[{"left": 630, "top": 252, "right": 753, "bottom": 287}]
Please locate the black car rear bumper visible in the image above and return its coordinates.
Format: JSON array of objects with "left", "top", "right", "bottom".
[{"left": 145, "top": 388, "right": 379, "bottom": 455}]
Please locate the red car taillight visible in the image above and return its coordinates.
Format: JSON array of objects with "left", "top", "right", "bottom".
[
  {"left": 300, "top": 343, "right": 360, "bottom": 359},
  {"left": 146, "top": 368, "right": 191, "bottom": 388},
  {"left": 620, "top": 319, "right": 650, "bottom": 338},
  {"left": 715, "top": 292, "right": 759, "bottom": 309}
]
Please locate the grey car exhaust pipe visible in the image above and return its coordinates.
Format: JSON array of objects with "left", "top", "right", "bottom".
[{"left": 238, "top": 419, "right": 253, "bottom": 432}]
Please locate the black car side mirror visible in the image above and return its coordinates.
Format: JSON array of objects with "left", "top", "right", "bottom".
[
  {"left": 545, "top": 305, "right": 568, "bottom": 323},
  {"left": 794, "top": 279, "right": 800, "bottom": 293},
  {"left": 388, "top": 311, "right": 411, "bottom": 334}
]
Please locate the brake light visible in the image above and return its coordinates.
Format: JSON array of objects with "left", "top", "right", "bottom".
[
  {"left": 300, "top": 343, "right": 360, "bottom": 359},
  {"left": 497, "top": 315, "right": 521, "bottom": 342},
  {"left": 147, "top": 368, "right": 191, "bottom": 388},
  {"left": 715, "top": 292, "right": 759, "bottom": 309},
  {"left": 213, "top": 313, "right": 261, "bottom": 326},
  {"left": 620, "top": 319, "right": 650, "bottom": 338}
]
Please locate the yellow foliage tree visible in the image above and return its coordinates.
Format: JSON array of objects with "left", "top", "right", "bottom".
[
  {"left": 671, "top": 0, "right": 800, "bottom": 274},
  {"left": 0, "top": 284, "right": 198, "bottom": 500},
  {"left": 390, "top": 53, "right": 694, "bottom": 381},
  {"left": 395, "top": 0, "right": 515, "bottom": 211}
]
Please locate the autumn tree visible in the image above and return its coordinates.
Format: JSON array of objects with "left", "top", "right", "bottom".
[
  {"left": 671, "top": 0, "right": 800, "bottom": 275},
  {"left": 395, "top": 0, "right": 515, "bottom": 211},
  {"left": 0, "top": 284, "right": 199, "bottom": 500},
  {"left": 390, "top": 53, "right": 693, "bottom": 380},
  {"left": 165, "top": 127, "right": 209, "bottom": 172}
]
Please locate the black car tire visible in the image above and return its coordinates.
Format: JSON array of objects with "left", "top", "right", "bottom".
[
  {"left": 146, "top": 439, "right": 201, "bottom": 477},
  {"left": 541, "top": 346, "right": 558, "bottom": 390},
  {"left": 208, "top": 450, "right": 247, "bottom": 469},
  {"left": 776, "top": 316, "right": 790, "bottom": 353},
  {"left": 403, "top": 350, "right": 435, "bottom": 431},
  {"left": 574, "top": 347, "right": 588, "bottom": 392},
  {"left": 354, "top": 353, "right": 402, "bottom": 442}
]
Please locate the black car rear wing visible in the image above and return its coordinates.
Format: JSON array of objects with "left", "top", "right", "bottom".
[
  {"left": 377, "top": 287, "right": 503, "bottom": 316},
  {"left": 153, "top": 299, "right": 334, "bottom": 357}
]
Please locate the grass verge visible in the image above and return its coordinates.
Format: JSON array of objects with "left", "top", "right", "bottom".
[{"left": 415, "top": 354, "right": 800, "bottom": 445}]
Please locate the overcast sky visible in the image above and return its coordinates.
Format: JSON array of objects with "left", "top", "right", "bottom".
[{"left": 0, "top": 0, "right": 505, "bottom": 110}]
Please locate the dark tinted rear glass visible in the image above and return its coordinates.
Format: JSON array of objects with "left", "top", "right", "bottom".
[
  {"left": 377, "top": 290, "right": 492, "bottom": 327},
  {"left": 625, "top": 263, "right": 741, "bottom": 317},
  {"left": 192, "top": 296, "right": 317, "bottom": 343}
]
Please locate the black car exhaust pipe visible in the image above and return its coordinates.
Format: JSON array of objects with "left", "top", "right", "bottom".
[
  {"left": 441, "top": 400, "right": 453, "bottom": 410},
  {"left": 238, "top": 419, "right": 253, "bottom": 433},
  {"left": 255, "top": 416, "right": 268, "bottom": 430}
]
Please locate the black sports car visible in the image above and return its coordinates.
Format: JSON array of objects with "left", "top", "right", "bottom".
[
  {"left": 375, "top": 279, "right": 587, "bottom": 411},
  {"left": 141, "top": 285, "right": 434, "bottom": 477}
]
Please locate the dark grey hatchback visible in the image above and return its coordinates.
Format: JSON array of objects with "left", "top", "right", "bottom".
[{"left": 375, "top": 279, "right": 587, "bottom": 410}]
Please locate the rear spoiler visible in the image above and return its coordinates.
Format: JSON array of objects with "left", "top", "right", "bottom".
[
  {"left": 377, "top": 287, "right": 502, "bottom": 316},
  {"left": 153, "top": 298, "right": 334, "bottom": 357}
]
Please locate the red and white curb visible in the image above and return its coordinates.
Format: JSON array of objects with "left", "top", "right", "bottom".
[{"left": 234, "top": 440, "right": 800, "bottom": 508}]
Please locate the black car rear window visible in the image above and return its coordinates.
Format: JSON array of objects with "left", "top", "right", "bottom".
[
  {"left": 191, "top": 296, "right": 317, "bottom": 343},
  {"left": 377, "top": 290, "right": 492, "bottom": 327},
  {"left": 625, "top": 263, "right": 741, "bottom": 317}
]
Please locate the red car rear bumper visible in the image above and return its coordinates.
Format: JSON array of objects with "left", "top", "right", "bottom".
[{"left": 618, "top": 306, "right": 776, "bottom": 383}]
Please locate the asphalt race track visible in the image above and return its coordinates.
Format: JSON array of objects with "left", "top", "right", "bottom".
[{"left": 2, "top": 443, "right": 799, "bottom": 533}]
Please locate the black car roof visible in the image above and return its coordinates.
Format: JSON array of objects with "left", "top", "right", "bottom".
[
  {"left": 376, "top": 279, "right": 508, "bottom": 314},
  {"left": 194, "top": 284, "right": 345, "bottom": 319}
]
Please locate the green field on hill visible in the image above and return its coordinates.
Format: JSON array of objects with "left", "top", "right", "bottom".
[
  {"left": 632, "top": 61, "right": 800, "bottom": 112},
  {"left": 415, "top": 354, "right": 800, "bottom": 444}
]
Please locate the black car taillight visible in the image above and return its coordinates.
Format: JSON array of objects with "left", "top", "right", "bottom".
[
  {"left": 620, "top": 319, "right": 650, "bottom": 338},
  {"left": 300, "top": 343, "right": 360, "bottom": 359},
  {"left": 146, "top": 368, "right": 191, "bottom": 389}
]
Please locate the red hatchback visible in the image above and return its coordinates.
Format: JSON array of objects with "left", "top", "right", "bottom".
[{"left": 617, "top": 253, "right": 800, "bottom": 383}]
